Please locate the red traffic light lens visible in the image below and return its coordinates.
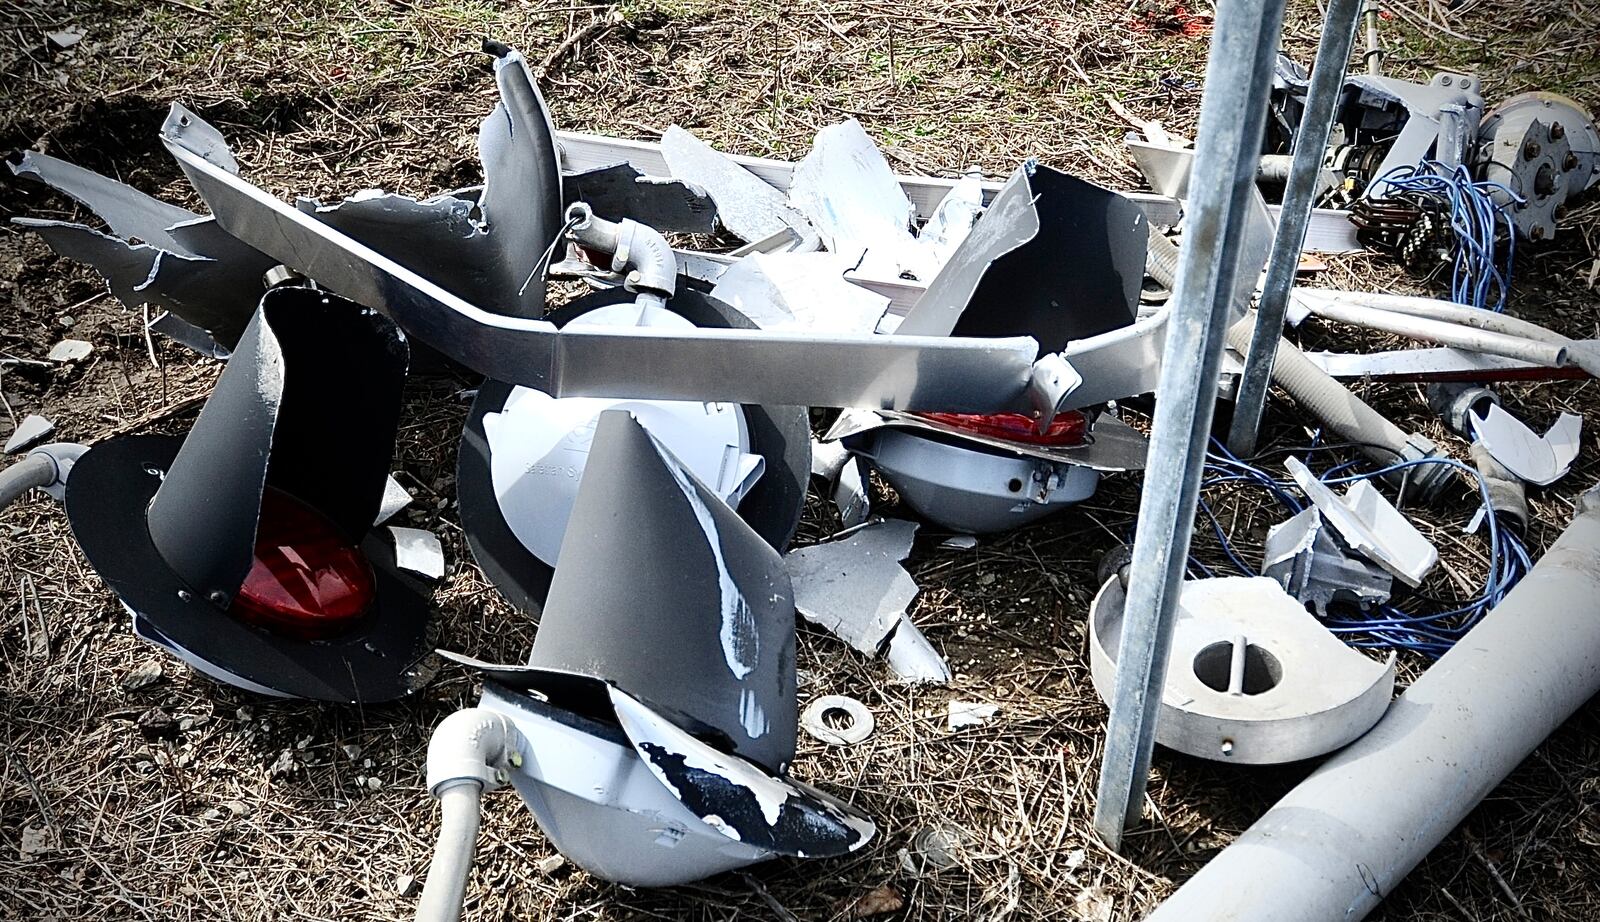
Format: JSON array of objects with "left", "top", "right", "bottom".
[
  {"left": 914, "top": 410, "right": 1089, "bottom": 447},
  {"left": 232, "top": 487, "right": 376, "bottom": 640}
]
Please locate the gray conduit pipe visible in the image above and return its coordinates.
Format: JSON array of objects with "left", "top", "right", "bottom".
[
  {"left": 416, "top": 708, "right": 526, "bottom": 922},
  {"left": 1146, "top": 485, "right": 1600, "bottom": 922},
  {"left": 1147, "top": 228, "right": 1448, "bottom": 495},
  {"left": 0, "top": 453, "right": 55, "bottom": 512},
  {"left": 1292, "top": 289, "right": 1600, "bottom": 377},
  {"left": 1291, "top": 297, "right": 1569, "bottom": 369},
  {"left": 0, "top": 444, "right": 87, "bottom": 512}
]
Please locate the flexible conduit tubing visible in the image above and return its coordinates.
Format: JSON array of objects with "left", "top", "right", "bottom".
[
  {"left": 1147, "top": 226, "right": 1415, "bottom": 467},
  {"left": 416, "top": 708, "right": 524, "bottom": 922},
  {"left": 1293, "top": 297, "right": 1569, "bottom": 368},
  {"left": 1292, "top": 289, "right": 1600, "bottom": 376},
  {"left": 415, "top": 783, "right": 483, "bottom": 922},
  {"left": 1146, "top": 486, "right": 1600, "bottom": 922},
  {"left": 0, "top": 453, "right": 54, "bottom": 513}
]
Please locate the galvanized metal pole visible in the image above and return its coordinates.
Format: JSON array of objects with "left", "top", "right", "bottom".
[
  {"left": 1226, "top": 0, "right": 1364, "bottom": 456},
  {"left": 1091, "top": 0, "right": 1289, "bottom": 848}
]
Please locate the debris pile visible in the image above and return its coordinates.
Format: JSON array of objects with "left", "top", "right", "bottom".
[{"left": 0, "top": 14, "right": 1596, "bottom": 922}]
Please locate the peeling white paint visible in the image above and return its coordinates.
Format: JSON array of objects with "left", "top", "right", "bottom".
[
  {"left": 738, "top": 688, "right": 769, "bottom": 740},
  {"left": 656, "top": 437, "right": 758, "bottom": 680}
]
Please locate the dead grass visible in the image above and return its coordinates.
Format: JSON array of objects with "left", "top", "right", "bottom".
[{"left": 1, "top": 0, "right": 1598, "bottom": 919}]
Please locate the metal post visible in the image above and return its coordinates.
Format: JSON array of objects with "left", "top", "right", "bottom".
[
  {"left": 1091, "top": 0, "right": 1289, "bottom": 849},
  {"left": 1227, "top": 0, "right": 1364, "bottom": 456}
]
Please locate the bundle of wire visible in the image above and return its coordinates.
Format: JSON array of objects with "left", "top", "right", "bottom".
[
  {"left": 1189, "top": 440, "right": 1531, "bottom": 658},
  {"left": 1367, "top": 159, "right": 1523, "bottom": 313}
]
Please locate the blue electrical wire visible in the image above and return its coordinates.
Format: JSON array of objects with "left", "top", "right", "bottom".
[
  {"left": 1367, "top": 160, "right": 1524, "bottom": 312},
  {"left": 1189, "top": 447, "right": 1531, "bottom": 658}
]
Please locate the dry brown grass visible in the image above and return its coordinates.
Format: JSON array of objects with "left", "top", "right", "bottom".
[{"left": 1, "top": 0, "right": 1598, "bottom": 919}]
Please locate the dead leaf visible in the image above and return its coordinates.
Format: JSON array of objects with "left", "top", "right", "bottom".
[
  {"left": 1072, "top": 885, "right": 1114, "bottom": 921},
  {"left": 838, "top": 884, "right": 904, "bottom": 919}
]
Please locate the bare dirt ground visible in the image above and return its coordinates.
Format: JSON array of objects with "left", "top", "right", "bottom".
[{"left": 1, "top": 0, "right": 1598, "bottom": 919}]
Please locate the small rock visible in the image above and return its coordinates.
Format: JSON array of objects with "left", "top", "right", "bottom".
[
  {"left": 535, "top": 854, "right": 566, "bottom": 874},
  {"left": 1064, "top": 847, "right": 1086, "bottom": 870},
  {"left": 977, "top": 571, "right": 996, "bottom": 586},
  {"left": 235, "top": 706, "right": 253, "bottom": 722},
  {"left": 136, "top": 707, "right": 178, "bottom": 740},
  {"left": 269, "top": 749, "right": 296, "bottom": 776},
  {"left": 121, "top": 659, "right": 164, "bottom": 691},
  {"left": 224, "top": 801, "right": 249, "bottom": 816},
  {"left": 47, "top": 339, "right": 91, "bottom": 363},
  {"left": 19, "top": 825, "right": 52, "bottom": 858},
  {"left": 202, "top": 808, "right": 222, "bottom": 821},
  {"left": 394, "top": 874, "right": 416, "bottom": 897},
  {"left": 365, "top": 776, "right": 383, "bottom": 791},
  {"left": 341, "top": 744, "right": 362, "bottom": 761}
]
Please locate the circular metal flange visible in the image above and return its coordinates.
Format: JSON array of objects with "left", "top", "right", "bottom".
[
  {"left": 801, "top": 695, "right": 876, "bottom": 746},
  {"left": 457, "top": 287, "right": 810, "bottom": 616}
]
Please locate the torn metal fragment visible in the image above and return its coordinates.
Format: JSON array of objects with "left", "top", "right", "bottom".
[
  {"left": 11, "top": 150, "right": 197, "bottom": 250},
  {"left": 295, "top": 42, "right": 563, "bottom": 319},
  {"left": 786, "top": 518, "right": 919, "bottom": 655},
  {"left": 148, "top": 312, "right": 228, "bottom": 358},
  {"left": 947, "top": 701, "right": 998, "bottom": 730},
  {"left": 1261, "top": 507, "right": 1392, "bottom": 615},
  {"left": 884, "top": 618, "right": 951, "bottom": 685},
  {"left": 563, "top": 161, "right": 717, "bottom": 233},
  {"left": 1089, "top": 575, "right": 1396, "bottom": 764},
  {"left": 47, "top": 29, "right": 83, "bottom": 50},
  {"left": 661, "top": 125, "right": 818, "bottom": 246},
  {"left": 800, "top": 695, "right": 875, "bottom": 746},
  {"left": 710, "top": 251, "right": 890, "bottom": 335},
  {"left": 1286, "top": 457, "right": 1439, "bottom": 587},
  {"left": 11, "top": 148, "right": 279, "bottom": 349},
  {"left": 1469, "top": 404, "right": 1582, "bottom": 486},
  {"left": 810, "top": 436, "right": 852, "bottom": 484},
  {"left": 46, "top": 339, "right": 91, "bottom": 363},
  {"left": 896, "top": 161, "right": 1147, "bottom": 356},
  {"left": 467, "top": 679, "right": 776, "bottom": 886},
  {"left": 388, "top": 526, "right": 445, "bottom": 580},
  {"left": 4, "top": 415, "right": 55, "bottom": 454},
  {"left": 788, "top": 120, "right": 918, "bottom": 273},
  {"left": 373, "top": 474, "right": 413, "bottom": 526},
  {"left": 833, "top": 456, "right": 871, "bottom": 529},
  {"left": 438, "top": 410, "right": 874, "bottom": 883}
]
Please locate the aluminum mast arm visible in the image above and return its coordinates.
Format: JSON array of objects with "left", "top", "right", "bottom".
[{"left": 160, "top": 111, "right": 1052, "bottom": 415}]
